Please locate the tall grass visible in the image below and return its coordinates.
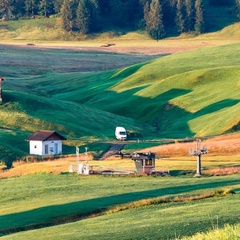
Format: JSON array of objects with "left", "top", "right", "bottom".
[{"left": 179, "top": 224, "right": 240, "bottom": 240}]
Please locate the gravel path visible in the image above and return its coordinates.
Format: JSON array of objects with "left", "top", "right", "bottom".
[{"left": 99, "top": 143, "right": 126, "bottom": 160}]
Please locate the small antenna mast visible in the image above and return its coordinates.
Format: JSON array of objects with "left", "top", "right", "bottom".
[
  {"left": 85, "top": 147, "right": 89, "bottom": 164},
  {"left": 0, "top": 77, "right": 5, "bottom": 102},
  {"left": 76, "top": 146, "right": 80, "bottom": 164}
]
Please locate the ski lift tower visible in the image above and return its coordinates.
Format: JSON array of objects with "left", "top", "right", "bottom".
[
  {"left": 0, "top": 77, "right": 5, "bottom": 102},
  {"left": 189, "top": 139, "right": 208, "bottom": 177}
]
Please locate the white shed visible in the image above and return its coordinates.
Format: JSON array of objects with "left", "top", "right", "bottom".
[{"left": 26, "top": 130, "right": 66, "bottom": 156}]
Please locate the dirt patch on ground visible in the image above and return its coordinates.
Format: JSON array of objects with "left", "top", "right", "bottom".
[
  {"left": 141, "top": 134, "right": 240, "bottom": 157},
  {"left": 1, "top": 38, "right": 238, "bottom": 55},
  {"left": 99, "top": 143, "right": 126, "bottom": 160}
]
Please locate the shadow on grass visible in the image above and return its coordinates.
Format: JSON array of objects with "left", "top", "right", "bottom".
[
  {"left": 193, "top": 99, "right": 240, "bottom": 118},
  {"left": 168, "top": 170, "right": 195, "bottom": 176},
  {"left": 107, "top": 88, "right": 195, "bottom": 138},
  {"left": 0, "top": 178, "right": 239, "bottom": 235}
]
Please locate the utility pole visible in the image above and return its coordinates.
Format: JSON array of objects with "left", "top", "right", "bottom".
[
  {"left": 76, "top": 146, "right": 80, "bottom": 164},
  {"left": 0, "top": 77, "right": 5, "bottom": 102},
  {"left": 85, "top": 147, "right": 89, "bottom": 164}
]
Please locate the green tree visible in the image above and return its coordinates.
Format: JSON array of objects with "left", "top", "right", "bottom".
[
  {"left": 109, "top": 0, "right": 128, "bottom": 27},
  {"left": 25, "top": 0, "right": 38, "bottom": 17},
  {"left": 0, "top": 146, "right": 17, "bottom": 169},
  {"left": 176, "top": 0, "right": 187, "bottom": 33},
  {"left": 0, "top": 0, "right": 13, "bottom": 20},
  {"left": 195, "top": 0, "right": 205, "bottom": 34},
  {"left": 75, "top": 0, "right": 91, "bottom": 33},
  {"left": 146, "top": 0, "right": 165, "bottom": 40},
  {"left": 236, "top": 0, "right": 240, "bottom": 21},
  {"left": 161, "top": 0, "right": 176, "bottom": 29},
  {"left": 61, "top": 0, "right": 73, "bottom": 31},
  {"left": 88, "top": 0, "right": 101, "bottom": 31},
  {"left": 209, "top": 0, "right": 233, "bottom": 7},
  {"left": 185, "top": 0, "right": 195, "bottom": 31},
  {"left": 98, "top": 0, "right": 110, "bottom": 16},
  {"left": 12, "top": 0, "right": 26, "bottom": 18},
  {"left": 142, "top": 0, "right": 150, "bottom": 29},
  {"left": 53, "top": 0, "right": 64, "bottom": 13},
  {"left": 39, "top": 0, "right": 53, "bottom": 17},
  {"left": 107, "top": 0, "right": 140, "bottom": 28},
  {"left": 75, "top": 0, "right": 100, "bottom": 33}
]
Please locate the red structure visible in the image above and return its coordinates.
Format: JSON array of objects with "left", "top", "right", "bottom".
[
  {"left": 131, "top": 152, "right": 155, "bottom": 175},
  {"left": 0, "top": 77, "right": 5, "bottom": 102}
]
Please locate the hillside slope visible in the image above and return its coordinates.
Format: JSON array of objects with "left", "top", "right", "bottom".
[
  {"left": 51, "top": 43, "right": 240, "bottom": 138},
  {"left": 0, "top": 47, "right": 157, "bottom": 160},
  {"left": 0, "top": 42, "right": 239, "bottom": 161}
]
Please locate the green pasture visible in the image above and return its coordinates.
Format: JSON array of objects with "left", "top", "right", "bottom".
[
  {"left": 49, "top": 42, "right": 240, "bottom": 138},
  {"left": 0, "top": 173, "right": 239, "bottom": 239},
  {"left": 0, "top": 18, "right": 71, "bottom": 41},
  {"left": 0, "top": 18, "right": 240, "bottom": 240},
  {"left": 0, "top": 45, "right": 158, "bottom": 161},
  {"left": 0, "top": 39, "right": 240, "bottom": 162}
]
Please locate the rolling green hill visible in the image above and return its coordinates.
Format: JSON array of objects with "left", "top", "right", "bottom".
[
  {"left": 50, "top": 42, "right": 240, "bottom": 138},
  {"left": 0, "top": 46, "right": 158, "bottom": 161},
  {"left": 0, "top": 41, "right": 240, "bottom": 162}
]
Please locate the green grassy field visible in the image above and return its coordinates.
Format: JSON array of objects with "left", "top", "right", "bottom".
[
  {"left": 0, "top": 173, "right": 239, "bottom": 239},
  {"left": 0, "top": 41, "right": 240, "bottom": 161},
  {"left": 0, "top": 19, "right": 239, "bottom": 240},
  {"left": 0, "top": 45, "right": 159, "bottom": 159}
]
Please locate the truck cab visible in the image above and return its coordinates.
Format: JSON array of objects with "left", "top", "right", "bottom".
[{"left": 115, "top": 127, "right": 127, "bottom": 141}]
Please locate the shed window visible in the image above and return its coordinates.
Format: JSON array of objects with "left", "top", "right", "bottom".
[
  {"left": 50, "top": 147, "right": 54, "bottom": 153},
  {"left": 145, "top": 159, "right": 153, "bottom": 166},
  {"left": 45, "top": 144, "right": 49, "bottom": 154}
]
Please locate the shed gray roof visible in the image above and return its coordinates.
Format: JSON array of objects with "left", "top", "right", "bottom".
[{"left": 26, "top": 130, "right": 66, "bottom": 141}]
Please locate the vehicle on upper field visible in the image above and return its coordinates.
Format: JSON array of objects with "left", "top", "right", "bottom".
[{"left": 115, "top": 127, "right": 127, "bottom": 141}]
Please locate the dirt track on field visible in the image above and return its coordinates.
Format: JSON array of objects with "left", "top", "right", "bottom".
[
  {"left": 1, "top": 38, "right": 237, "bottom": 55},
  {"left": 99, "top": 143, "right": 126, "bottom": 160}
]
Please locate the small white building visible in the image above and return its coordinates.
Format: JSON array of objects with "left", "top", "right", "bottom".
[{"left": 26, "top": 130, "right": 66, "bottom": 156}]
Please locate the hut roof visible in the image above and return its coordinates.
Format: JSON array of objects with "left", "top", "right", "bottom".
[{"left": 26, "top": 130, "right": 66, "bottom": 141}]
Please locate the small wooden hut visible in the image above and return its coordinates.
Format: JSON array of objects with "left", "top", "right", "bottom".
[{"left": 132, "top": 152, "right": 155, "bottom": 175}]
